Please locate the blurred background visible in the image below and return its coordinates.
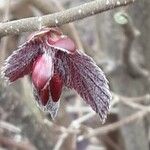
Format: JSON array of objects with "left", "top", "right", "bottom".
[{"left": 0, "top": 0, "right": 150, "bottom": 150}]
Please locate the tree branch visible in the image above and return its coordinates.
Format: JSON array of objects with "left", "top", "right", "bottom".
[
  {"left": 114, "top": 12, "right": 149, "bottom": 78},
  {"left": 0, "top": 0, "right": 135, "bottom": 37},
  {"left": 79, "top": 110, "right": 147, "bottom": 140},
  {"left": 29, "top": 0, "right": 84, "bottom": 50},
  {"left": 0, "top": 136, "right": 37, "bottom": 150}
]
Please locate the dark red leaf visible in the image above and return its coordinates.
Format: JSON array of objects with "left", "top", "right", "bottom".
[
  {"left": 1, "top": 27, "right": 62, "bottom": 83},
  {"left": 55, "top": 50, "right": 111, "bottom": 121},
  {"left": 1, "top": 39, "right": 43, "bottom": 82}
]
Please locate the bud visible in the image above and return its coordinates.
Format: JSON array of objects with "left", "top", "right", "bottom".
[{"left": 1, "top": 27, "right": 112, "bottom": 122}]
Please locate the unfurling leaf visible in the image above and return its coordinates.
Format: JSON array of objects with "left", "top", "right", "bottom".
[
  {"left": 1, "top": 27, "right": 111, "bottom": 122},
  {"left": 1, "top": 39, "right": 42, "bottom": 82},
  {"left": 55, "top": 51, "right": 111, "bottom": 121}
]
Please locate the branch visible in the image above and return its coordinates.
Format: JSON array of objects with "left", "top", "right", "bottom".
[
  {"left": 53, "top": 111, "right": 95, "bottom": 150},
  {"left": 114, "top": 12, "right": 150, "bottom": 78},
  {"left": 0, "top": 0, "right": 10, "bottom": 61},
  {"left": 0, "top": 0, "right": 135, "bottom": 37},
  {"left": 78, "top": 110, "right": 147, "bottom": 140},
  {"left": 29, "top": 0, "right": 84, "bottom": 50},
  {"left": 0, "top": 136, "right": 37, "bottom": 150},
  {"left": 0, "top": 120, "right": 21, "bottom": 133}
]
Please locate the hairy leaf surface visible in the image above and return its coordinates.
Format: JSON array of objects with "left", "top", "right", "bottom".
[
  {"left": 1, "top": 40, "right": 43, "bottom": 82},
  {"left": 56, "top": 51, "right": 111, "bottom": 121}
]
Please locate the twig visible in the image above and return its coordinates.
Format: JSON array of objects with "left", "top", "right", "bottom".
[
  {"left": 67, "top": 106, "right": 92, "bottom": 113},
  {"left": 0, "top": 0, "right": 135, "bottom": 37},
  {"left": 53, "top": 111, "right": 96, "bottom": 150},
  {"left": 0, "top": 120, "right": 21, "bottom": 133},
  {"left": 29, "top": 0, "right": 83, "bottom": 50},
  {"left": 30, "top": 0, "right": 61, "bottom": 14},
  {"left": 114, "top": 12, "right": 150, "bottom": 78},
  {"left": 71, "top": 112, "right": 96, "bottom": 127},
  {"left": 0, "top": 0, "right": 28, "bottom": 14},
  {"left": 0, "top": 136, "right": 37, "bottom": 150},
  {"left": 111, "top": 92, "right": 150, "bottom": 113},
  {"left": 102, "top": 135, "right": 121, "bottom": 150},
  {"left": 53, "top": 132, "right": 68, "bottom": 150},
  {"left": 77, "top": 93, "right": 150, "bottom": 140},
  {"left": 112, "top": 92, "right": 150, "bottom": 103},
  {"left": 1, "top": 0, "right": 10, "bottom": 61},
  {"left": 120, "top": 96, "right": 150, "bottom": 112},
  {"left": 78, "top": 110, "right": 147, "bottom": 140}
]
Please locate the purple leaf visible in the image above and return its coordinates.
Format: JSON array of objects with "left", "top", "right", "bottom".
[
  {"left": 1, "top": 39, "right": 43, "bottom": 82},
  {"left": 55, "top": 50, "right": 111, "bottom": 121}
]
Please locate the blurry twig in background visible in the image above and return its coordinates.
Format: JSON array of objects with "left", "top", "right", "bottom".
[
  {"left": 102, "top": 135, "right": 120, "bottom": 150},
  {"left": 29, "top": 0, "right": 83, "bottom": 50},
  {"left": 0, "top": 0, "right": 135, "bottom": 37},
  {"left": 2, "top": 0, "right": 10, "bottom": 22},
  {"left": 114, "top": 12, "right": 150, "bottom": 79},
  {"left": 0, "top": 0, "right": 10, "bottom": 61},
  {"left": 0, "top": 0, "right": 28, "bottom": 14},
  {"left": 53, "top": 111, "right": 95, "bottom": 150},
  {"left": 52, "top": 91, "right": 150, "bottom": 149},
  {"left": 75, "top": 93, "right": 150, "bottom": 139},
  {"left": 79, "top": 109, "right": 147, "bottom": 140},
  {"left": 0, "top": 136, "right": 37, "bottom": 150},
  {"left": 0, "top": 120, "right": 21, "bottom": 133}
]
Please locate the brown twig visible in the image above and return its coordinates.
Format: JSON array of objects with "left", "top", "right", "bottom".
[
  {"left": 79, "top": 110, "right": 147, "bottom": 140},
  {"left": 30, "top": 0, "right": 61, "bottom": 14},
  {"left": 29, "top": 0, "right": 84, "bottom": 57},
  {"left": 0, "top": 0, "right": 28, "bottom": 14},
  {"left": 114, "top": 12, "right": 150, "bottom": 78},
  {"left": 77, "top": 92, "right": 150, "bottom": 140},
  {"left": 0, "top": 0, "right": 135, "bottom": 37},
  {"left": 0, "top": 136, "right": 37, "bottom": 150},
  {"left": 0, "top": 120, "right": 21, "bottom": 133},
  {"left": 112, "top": 92, "right": 150, "bottom": 103},
  {"left": 0, "top": 0, "right": 10, "bottom": 61},
  {"left": 102, "top": 135, "right": 121, "bottom": 150},
  {"left": 53, "top": 111, "right": 95, "bottom": 150},
  {"left": 120, "top": 96, "right": 150, "bottom": 111}
]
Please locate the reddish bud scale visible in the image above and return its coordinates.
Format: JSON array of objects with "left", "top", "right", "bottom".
[
  {"left": 28, "top": 27, "right": 62, "bottom": 42},
  {"left": 39, "top": 86, "right": 49, "bottom": 106},
  {"left": 53, "top": 36, "right": 76, "bottom": 53},
  {"left": 50, "top": 74, "right": 63, "bottom": 102},
  {"left": 32, "top": 54, "right": 53, "bottom": 90}
]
